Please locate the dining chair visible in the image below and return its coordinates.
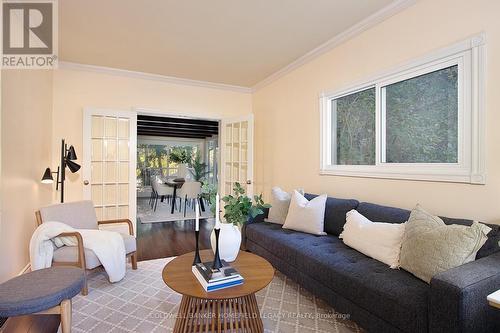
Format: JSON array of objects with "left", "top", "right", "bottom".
[
  {"left": 152, "top": 179, "right": 174, "bottom": 212},
  {"left": 176, "top": 181, "right": 202, "bottom": 217}
]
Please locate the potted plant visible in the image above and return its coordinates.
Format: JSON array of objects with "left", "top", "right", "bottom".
[
  {"left": 169, "top": 147, "right": 191, "bottom": 179},
  {"left": 201, "top": 183, "right": 218, "bottom": 214},
  {"left": 211, "top": 182, "right": 271, "bottom": 262},
  {"left": 189, "top": 152, "right": 209, "bottom": 182}
]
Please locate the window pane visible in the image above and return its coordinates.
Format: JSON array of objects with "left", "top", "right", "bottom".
[
  {"left": 385, "top": 65, "right": 458, "bottom": 163},
  {"left": 332, "top": 87, "right": 376, "bottom": 165}
]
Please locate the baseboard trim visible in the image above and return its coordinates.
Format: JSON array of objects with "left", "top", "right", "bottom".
[{"left": 18, "top": 263, "right": 31, "bottom": 276}]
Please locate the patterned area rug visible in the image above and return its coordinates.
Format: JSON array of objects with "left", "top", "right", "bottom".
[
  {"left": 72, "top": 258, "right": 362, "bottom": 332},
  {"left": 137, "top": 198, "right": 213, "bottom": 223}
]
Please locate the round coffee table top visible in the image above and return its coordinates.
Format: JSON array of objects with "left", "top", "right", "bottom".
[{"left": 162, "top": 250, "right": 274, "bottom": 299}]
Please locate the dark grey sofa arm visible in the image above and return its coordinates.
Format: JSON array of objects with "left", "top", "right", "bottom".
[{"left": 429, "top": 251, "right": 500, "bottom": 333}]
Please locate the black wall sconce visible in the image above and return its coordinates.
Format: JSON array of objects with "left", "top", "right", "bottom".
[{"left": 41, "top": 139, "right": 81, "bottom": 203}]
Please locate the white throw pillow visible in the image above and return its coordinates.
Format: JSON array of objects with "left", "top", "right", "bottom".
[
  {"left": 282, "top": 191, "right": 327, "bottom": 235},
  {"left": 266, "top": 187, "right": 304, "bottom": 224},
  {"left": 340, "top": 210, "right": 405, "bottom": 269}
]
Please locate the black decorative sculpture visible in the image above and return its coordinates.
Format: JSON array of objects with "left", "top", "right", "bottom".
[{"left": 211, "top": 227, "right": 223, "bottom": 270}]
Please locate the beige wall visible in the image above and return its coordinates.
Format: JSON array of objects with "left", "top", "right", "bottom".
[
  {"left": 52, "top": 68, "right": 252, "bottom": 202},
  {"left": 0, "top": 70, "right": 53, "bottom": 282},
  {"left": 253, "top": 0, "right": 500, "bottom": 223}
]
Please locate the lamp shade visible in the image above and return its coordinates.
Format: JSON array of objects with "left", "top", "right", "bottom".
[
  {"left": 65, "top": 159, "right": 81, "bottom": 173},
  {"left": 41, "top": 167, "right": 54, "bottom": 184},
  {"left": 66, "top": 145, "right": 78, "bottom": 160}
]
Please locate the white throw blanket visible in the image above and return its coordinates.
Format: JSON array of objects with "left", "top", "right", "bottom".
[{"left": 29, "top": 221, "right": 126, "bottom": 282}]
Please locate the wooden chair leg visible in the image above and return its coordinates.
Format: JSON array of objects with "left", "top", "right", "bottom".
[
  {"left": 131, "top": 253, "right": 138, "bottom": 270},
  {"left": 60, "top": 299, "right": 72, "bottom": 333},
  {"left": 81, "top": 269, "right": 88, "bottom": 296}
]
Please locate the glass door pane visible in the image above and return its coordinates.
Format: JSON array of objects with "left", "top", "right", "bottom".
[{"left": 86, "top": 113, "right": 134, "bottom": 222}]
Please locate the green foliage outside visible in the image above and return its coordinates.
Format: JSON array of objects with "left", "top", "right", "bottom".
[
  {"left": 168, "top": 146, "right": 192, "bottom": 164},
  {"left": 333, "top": 66, "right": 458, "bottom": 165},
  {"left": 335, "top": 87, "right": 376, "bottom": 165},
  {"left": 136, "top": 144, "right": 198, "bottom": 185},
  {"left": 386, "top": 66, "right": 458, "bottom": 163}
]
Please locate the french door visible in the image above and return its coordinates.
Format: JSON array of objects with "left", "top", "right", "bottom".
[
  {"left": 221, "top": 115, "right": 254, "bottom": 197},
  {"left": 83, "top": 109, "right": 137, "bottom": 231}
]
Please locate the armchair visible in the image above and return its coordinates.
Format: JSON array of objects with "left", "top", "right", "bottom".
[{"left": 35, "top": 200, "right": 138, "bottom": 295}]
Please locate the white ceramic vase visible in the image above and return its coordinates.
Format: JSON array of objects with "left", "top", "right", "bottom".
[{"left": 211, "top": 222, "right": 242, "bottom": 262}]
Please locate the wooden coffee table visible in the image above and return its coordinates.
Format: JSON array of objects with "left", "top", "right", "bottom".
[{"left": 162, "top": 249, "right": 274, "bottom": 332}]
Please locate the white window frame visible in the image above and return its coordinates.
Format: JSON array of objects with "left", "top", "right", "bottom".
[{"left": 320, "top": 34, "right": 486, "bottom": 184}]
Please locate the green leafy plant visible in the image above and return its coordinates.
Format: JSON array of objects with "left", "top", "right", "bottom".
[
  {"left": 189, "top": 152, "right": 209, "bottom": 181},
  {"left": 222, "top": 183, "right": 271, "bottom": 227},
  {"left": 169, "top": 147, "right": 191, "bottom": 164},
  {"left": 201, "top": 183, "right": 218, "bottom": 214}
]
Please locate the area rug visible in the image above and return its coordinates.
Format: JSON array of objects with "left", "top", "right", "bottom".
[
  {"left": 71, "top": 258, "right": 362, "bottom": 332},
  {"left": 137, "top": 198, "right": 213, "bottom": 223}
]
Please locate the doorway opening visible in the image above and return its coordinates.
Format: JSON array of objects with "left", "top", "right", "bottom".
[{"left": 135, "top": 114, "right": 219, "bottom": 260}]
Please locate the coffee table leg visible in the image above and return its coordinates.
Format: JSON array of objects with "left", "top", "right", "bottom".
[{"left": 173, "top": 294, "right": 263, "bottom": 333}]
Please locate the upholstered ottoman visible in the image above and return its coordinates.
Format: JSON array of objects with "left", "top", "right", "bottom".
[{"left": 0, "top": 266, "right": 84, "bottom": 333}]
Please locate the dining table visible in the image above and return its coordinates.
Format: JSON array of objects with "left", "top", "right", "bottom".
[
  {"left": 164, "top": 179, "right": 205, "bottom": 214},
  {"left": 164, "top": 179, "right": 185, "bottom": 214}
]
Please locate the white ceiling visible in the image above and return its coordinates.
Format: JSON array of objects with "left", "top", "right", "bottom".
[{"left": 59, "top": 0, "right": 395, "bottom": 87}]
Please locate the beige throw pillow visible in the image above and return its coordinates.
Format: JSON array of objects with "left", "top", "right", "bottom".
[
  {"left": 266, "top": 187, "right": 304, "bottom": 224},
  {"left": 340, "top": 210, "right": 405, "bottom": 269},
  {"left": 282, "top": 191, "right": 327, "bottom": 235},
  {"left": 400, "top": 205, "right": 491, "bottom": 283}
]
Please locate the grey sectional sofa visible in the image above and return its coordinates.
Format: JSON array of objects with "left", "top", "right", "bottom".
[{"left": 244, "top": 193, "right": 500, "bottom": 333}]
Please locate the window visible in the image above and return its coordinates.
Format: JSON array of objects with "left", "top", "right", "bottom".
[
  {"left": 136, "top": 143, "right": 200, "bottom": 188},
  {"left": 332, "top": 87, "right": 375, "bottom": 165},
  {"left": 320, "top": 35, "right": 485, "bottom": 183}
]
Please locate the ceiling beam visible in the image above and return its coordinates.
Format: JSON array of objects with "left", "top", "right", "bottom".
[
  {"left": 137, "top": 132, "right": 209, "bottom": 139},
  {"left": 137, "top": 129, "right": 212, "bottom": 137},
  {"left": 137, "top": 127, "right": 217, "bottom": 136},
  {"left": 137, "top": 121, "right": 219, "bottom": 132},
  {"left": 137, "top": 124, "right": 218, "bottom": 134},
  {"left": 138, "top": 115, "right": 219, "bottom": 127}
]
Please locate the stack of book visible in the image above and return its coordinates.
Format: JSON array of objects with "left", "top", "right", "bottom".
[{"left": 192, "top": 260, "right": 244, "bottom": 292}]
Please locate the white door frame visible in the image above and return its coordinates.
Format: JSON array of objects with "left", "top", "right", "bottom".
[{"left": 82, "top": 108, "right": 137, "bottom": 234}]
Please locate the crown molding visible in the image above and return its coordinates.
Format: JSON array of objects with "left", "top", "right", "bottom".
[
  {"left": 58, "top": 61, "right": 253, "bottom": 94},
  {"left": 252, "top": 0, "right": 418, "bottom": 91}
]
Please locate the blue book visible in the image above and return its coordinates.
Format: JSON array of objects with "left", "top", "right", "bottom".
[{"left": 192, "top": 265, "right": 243, "bottom": 292}]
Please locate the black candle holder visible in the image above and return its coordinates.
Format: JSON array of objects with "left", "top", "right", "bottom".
[
  {"left": 211, "top": 227, "right": 223, "bottom": 270},
  {"left": 192, "top": 230, "right": 202, "bottom": 266}
]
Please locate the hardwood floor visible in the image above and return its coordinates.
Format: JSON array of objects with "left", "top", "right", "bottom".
[
  {"left": 136, "top": 217, "right": 215, "bottom": 261},
  {"left": 1, "top": 315, "right": 60, "bottom": 333}
]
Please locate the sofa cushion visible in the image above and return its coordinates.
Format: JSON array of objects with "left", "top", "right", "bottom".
[
  {"left": 246, "top": 222, "right": 321, "bottom": 268},
  {"left": 246, "top": 222, "right": 429, "bottom": 332},
  {"left": 53, "top": 246, "right": 102, "bottom": 269},
  {"left": 304, "top": 193, "right": 358, "bottom": 236},
  {"left": 357, "top": 202, "right": 500, "bottom": 259}
]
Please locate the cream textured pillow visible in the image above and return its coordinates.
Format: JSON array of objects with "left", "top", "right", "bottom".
[
  {"left": 266, "top": 187, "right": 304, "bottom": 224},
  {"left": 340, "top": 210, "right": 405, "bottom": 269},
  {"left": 282, "top": 191, "right": 327, "bottom": 235},
  {"left": 400, "top": 205, "right": 491, "bottom": 283}
]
